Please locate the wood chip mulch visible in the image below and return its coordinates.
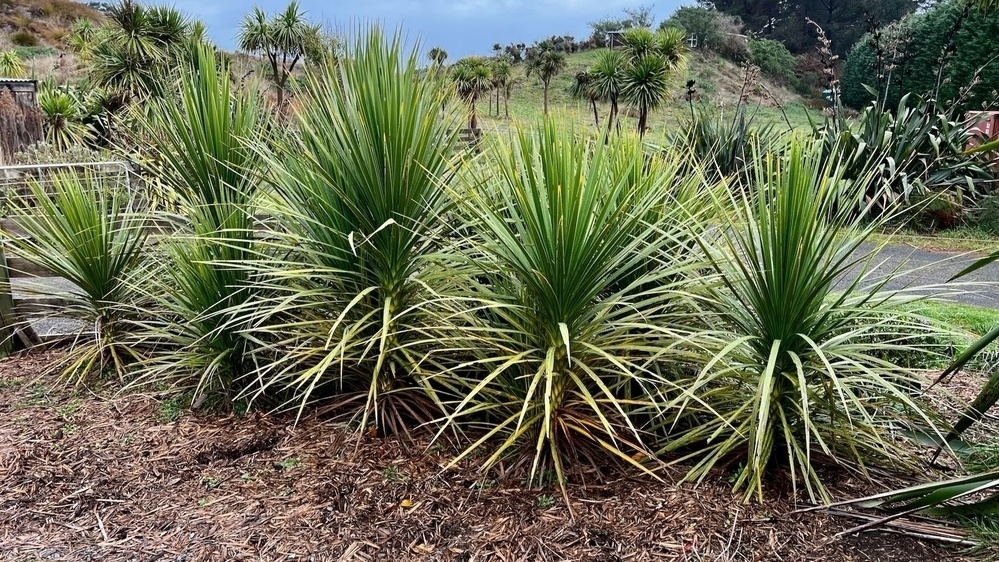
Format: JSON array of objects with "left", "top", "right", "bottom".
[{"left": 0, "top": 352, "right": 985, "bottom": 561}]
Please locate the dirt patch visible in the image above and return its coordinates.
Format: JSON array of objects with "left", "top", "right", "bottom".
[{"left": 0, "top": 352, "right": 984, "bottom": 561}]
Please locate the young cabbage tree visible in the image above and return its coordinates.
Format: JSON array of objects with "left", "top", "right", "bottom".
[
  {"left": 0, "top": 50, "right": 25, "bottom": 78},
  {"left": 236, "top": 27, "right": 462, "bottom": 438},
  {"left": 237, "top": 1, "right": 321, "bottom": 111},
  {"left": 620, "top": 27, "right": 688, "bottom": 137},
  {"left": 570, "top": 70, "right": 600, "bottom": 126},
  {"left": 524, "top": 40, "right": 567, "bottom": 115},
  {"left": 452, "top": 57, "right": 492, "bottom": 129},
  {"left": 589, "top": 50, "right": 625, "bottom": 135},
  {"left": 132, "top": 42, "right": 268, "bottom": 401}
]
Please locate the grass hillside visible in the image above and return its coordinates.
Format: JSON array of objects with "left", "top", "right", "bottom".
[
  {"left": 478, "top": 49, "right": 818, "bottom": 137},
  {"left": 0, "top": 0, "right": 101, "bottom": 82},
  {"left": 1, "top": 0, "right": 100, "bottom": 48}
]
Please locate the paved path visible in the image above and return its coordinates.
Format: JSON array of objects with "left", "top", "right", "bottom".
[
  {"left": 5, "top": 243, "right": 999, "bottom": 342},
  {"left": 836, "top": 243, "right": 999, "bottom": 309}
]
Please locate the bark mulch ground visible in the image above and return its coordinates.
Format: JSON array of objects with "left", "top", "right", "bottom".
[{"left": 0, "top": 351, "right": 987, "bottom": 561}]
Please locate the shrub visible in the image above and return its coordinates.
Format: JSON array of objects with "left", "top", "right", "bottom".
[
  {"left": 810, "top": 93, "right": 996, "bottom": 218},
  {"left": 129, "top": 43, "right": 268, "bottom": 401},
  {"left": 660, "top": 141, "right": 953, "bottom": 502},
  {"left": 663, "top": 7, "right": 722, "bottom": 51},
  {"left": 0, "top": 50, "right": 25, "bottom": 78},
  {"left": 842, "top": 3, "right": 999, "bottom": 112},
  {"left": 1, "top": 171, "right": 148, "bottom": 382},
  {"left": 37, "top": 84, "right": 93, "bottom": 151},
  {"left": 748, "top": 38, "right": 798, "bottom": 88},
  {"left": 234, "top": 28, "right": 461, "bottom": 435},
  {"left": 10, "top": 31, "right": 39, "bottom": 47},
  {"left": 662, "top": 6, "right": 747, "bottom": 61},
  {"left": 432, "top": 120, "right": 715, "bottom": 489},
  {"left": 666, "top": 105, "right": 784, "bottom": 182}
]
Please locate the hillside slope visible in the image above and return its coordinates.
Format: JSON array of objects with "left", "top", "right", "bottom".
[
  {"left": 0, "top": 0, "right": 101, "bottom": 83},
  {"left": 1, "top": 0, "right": 100, "bottom": 49},
  {"left": 479, "top": 49, "right": 817, "bottom": 136}
]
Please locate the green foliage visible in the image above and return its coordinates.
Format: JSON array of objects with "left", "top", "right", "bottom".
[
  {"left": 237, "top": 1, "right": 325, "bottom": 109},
  {"left": 130, "top": 43, "right": 268, "bottom": 401},
  {"left": 587, "top": 6, "right": 653, "bottom": 47},
  {"left": 1, "top": 172, "right": 148, "bottom": 382},
  {"left": 662, "top": 5, "right": 748, "bottom": 60},
  {"left": 588, "top": 49, "right": 625, "bottom": 134},
  {"left": 37, "top": 84, "right": 93, "bottom": 151},
  {"left": 748, "top": 39, "right": 797, "bottom": 87},
  {"left": 452, "top": 57, "right": 492, "bottom": 128},
  {"left": 0, "top": 50, "right": 25, "bottom": 78},
  {"left": 237, "top": 28, "right": 461, "bottom": 435},
  {"left": 810, "top": 93, "right": 995, "bottom": 218},
  {"left": 841, "top": 470, "right": 999, "bottom": 521},
  {"left": 667, "top": 106, "right": 782, "bottom": 181},
  {"left": 842, "top": 2, "right": 999, "bottom": 112},
  {"left": 525, "top": 40, "right": 567, "bottom": 115},
  {"left": 661, "top": 141, "right": 951, "bottom": 502},
  {"left": 619, "top": 27, "right": 688, "bottom": 136},
  {"left": 66, "top": 17, "right": 97, "bottom": 57},
  {"left": 427, "top": 46, "right": 447, "bottom": 67},
  {"left": 434, "top": 120, "right": 713, "bottom": 490},
  {"left": 712, "top": 0, "right": 917, "bottom": 55},
  {"left": 87, "top": 0, "right": 198, "bottom": 104}
]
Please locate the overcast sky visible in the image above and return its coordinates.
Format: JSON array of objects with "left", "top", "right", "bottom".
[{"left": 166, "top": 0, "right": 687, "bottom": 59}]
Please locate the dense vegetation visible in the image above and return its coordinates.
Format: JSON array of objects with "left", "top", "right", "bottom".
[
  {"left": 1, "top": 0, "right": 998, "bottom": 542},
  {"left": 842, "top": 0, "right": 999, "bottom": 112}
]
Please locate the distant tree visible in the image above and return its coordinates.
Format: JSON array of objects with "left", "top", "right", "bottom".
[
  {"left": 88, "top": 0, "right": 195, "bottom": 104},
  {"left": 525, "top": 40, "right": 567, "bottom": 115},
  {"left": 842, "top": 1, "right": 999, "bottom": 111},
  {"left": 0, "top": 51, "right": 25, "bottom": 78},
  {"left": 620, "top": 27, "right": 688, "bottom": 136},
  {"left": 237, "top": 1, "right": 321, "bottom": 110},
  {"left": 503, "top": 42, "right": 526, "bottom": 63},
  {"left": 428, "top": 46, "right": 448, "bottom": 67},
  {"left": 589, "top": 49, "right": 625, "bottom": 134},
  {"left": 588, "top": 5, "right": 655, "bottom": 47},
  {"left": 570, "top": 70, "right": 600, "bottom": 126},
  {"left": 490, "top": 57, "right": 513, "bottom": 117},
  {"left": 711, "top": 0, "right": 918, "bottom": 55},
  {"left": 624, "top": 5, "right": 655, "bottom": 28},
  {"left": 662, "top": 6, "right": 721, "bottom": 51},
  {"left": 749, "top": 38, "right": 798, "bottom": 86},
  {"left": 452, "top": 57, "right": 492, "bottom": 129}
]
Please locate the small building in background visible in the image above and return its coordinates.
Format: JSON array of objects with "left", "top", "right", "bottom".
[
  {"left": 0, "top": 79, "right": 38, "bottom": 106},
  {"left": 0, "top": 79, "right": 42, "bottom": 165}
]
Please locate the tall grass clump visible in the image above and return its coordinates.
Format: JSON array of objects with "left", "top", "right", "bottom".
[
  {"left": 432, "top": 120, "right": 715, "bottom": 489},
  {"left": 237, "top": 27, "right": 462, "bottom": 436},
  {"left": 663, "top": 141, "right": 953, "bottom": 502},
  {"left": 1, "top": 172, "right": 148, "bottom": 381},
  {"left": 131, "top": 43, "right": 267, "bottom": 401}
]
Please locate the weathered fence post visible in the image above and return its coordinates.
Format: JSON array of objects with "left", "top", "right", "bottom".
[{"left": 0, "top": 244, "right": 13, "bottom": 356}]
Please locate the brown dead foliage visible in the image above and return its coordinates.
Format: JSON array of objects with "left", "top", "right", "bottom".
[{"left": 0, "top": 351, "right": 982, "bottom": 561}]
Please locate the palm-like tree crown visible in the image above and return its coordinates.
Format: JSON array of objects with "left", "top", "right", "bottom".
[
  {"left": 524, "top": 41, "right": 567, "bottom": 84},
  {"left": 428, "top": 46, "right": 448, "bottom": 67}
]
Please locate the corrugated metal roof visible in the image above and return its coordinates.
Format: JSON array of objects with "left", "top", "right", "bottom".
[{"left": 0, "top": 79, "right": 37, "bottom": 83}]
